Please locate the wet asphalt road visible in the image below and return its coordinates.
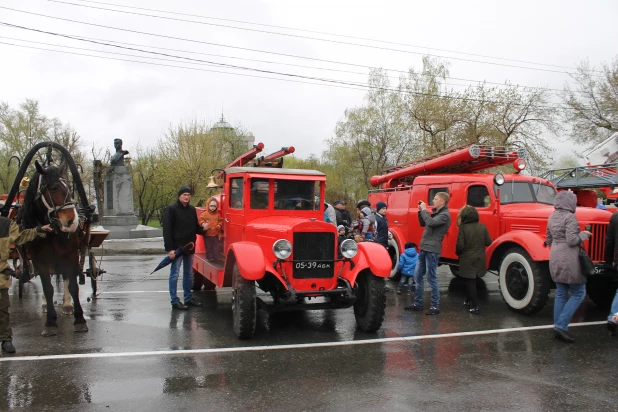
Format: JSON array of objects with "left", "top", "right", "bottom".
[{"left": 1, "top": 255, "right": 617, "bottom": 411}]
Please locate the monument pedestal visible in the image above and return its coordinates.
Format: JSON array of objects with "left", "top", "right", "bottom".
[{"left": 102, "top": 166, "right": 162, "bottom": 239}]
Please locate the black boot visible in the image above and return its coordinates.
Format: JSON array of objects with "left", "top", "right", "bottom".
[
  {"left": 1, "top": 341, "right": 16, "bottom": 353},
  {"left": 553, "top": 327, "right": 575, "bottom": 343}
]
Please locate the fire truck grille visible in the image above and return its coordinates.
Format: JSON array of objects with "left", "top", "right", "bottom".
[
  {"left": 586, "top": 223, "right": 607, "bottom": 262},
  {"left": 292, "top": 232, "right": 335, "bottom": 279}
]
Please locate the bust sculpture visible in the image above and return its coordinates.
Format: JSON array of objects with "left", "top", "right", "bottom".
[{"left": 109, "top": 138, "right": 130, "bottom": 167}]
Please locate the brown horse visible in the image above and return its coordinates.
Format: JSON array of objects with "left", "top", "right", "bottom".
[{"left": 21, "top": 160, "right": 87, "bottom": 336}]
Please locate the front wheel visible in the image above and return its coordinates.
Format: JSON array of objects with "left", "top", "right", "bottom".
[
  {"left": 354, "top": 270, "right": 386, "bottom": 332},
  {"left": 232, "top": 263, "right": 256, "bottom": 339},
  {"left": 498, "top": 247, "right": 550, "bottom": 315}
]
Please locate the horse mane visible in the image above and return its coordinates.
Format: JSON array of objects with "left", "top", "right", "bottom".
[{"left": 21, "top": 164, "right": 65, "bottom": 229}]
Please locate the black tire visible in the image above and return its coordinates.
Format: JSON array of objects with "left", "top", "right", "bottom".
[
  {"left": 232, "top": 263, "right": 256, "bottom": 339},
  {"left": 586, "top": 281, "right": 617, "bottom": 310},
  {"left": 388, "top": 238, "right": 401, "bottom": 281},
  {"left": 192, "top": 270, "right": 204, "bottom": 291},
  {"left": 449, "top": 265, "right": 461, "bottom": 277},
  {"left": 88, "top": 252, "right": 98, "bottom": 296},
  {"left": 354, "top": 270, "right": 386, "bottom": 332},
  {"left": 498, "top": 247, "right": 550, "bottom": 315}
]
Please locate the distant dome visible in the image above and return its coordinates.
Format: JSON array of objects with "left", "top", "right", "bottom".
[{"left": 212, "top": 114, "right": 234, "bottom": 131}]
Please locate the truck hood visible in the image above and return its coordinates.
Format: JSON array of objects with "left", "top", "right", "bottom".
[
  {"left": 500, "top": 203, "right": 612, "bottom": 223},
  {"left": 245, "top": 217, "right": 336, "bottom": 238}
]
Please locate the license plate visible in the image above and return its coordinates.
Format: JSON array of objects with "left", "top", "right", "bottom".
[
  {"left": 594, "top": 266, "right": 605, "bottom": 275},
  {"left": 294, "top": 261, "right": 333, "bottom": 270}
]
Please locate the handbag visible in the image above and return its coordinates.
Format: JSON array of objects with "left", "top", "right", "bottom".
[{"left": 578, "top": 246, "right": 595, "bottom": 278}]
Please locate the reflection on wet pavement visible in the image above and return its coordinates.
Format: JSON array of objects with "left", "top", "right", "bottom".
[{"left": 1, "top": 256, "right": 617, "bottom": 411}]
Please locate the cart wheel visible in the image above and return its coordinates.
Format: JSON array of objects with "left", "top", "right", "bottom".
[
  {"left": 88, "top": 252, "right": 98, "bottom": 296},
  {"left": 91, "top": 276, "right": 97, "bottom": 296}
]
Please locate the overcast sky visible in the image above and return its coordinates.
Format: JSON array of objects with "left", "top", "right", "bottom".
[{"left": 1, "top": 0, "right": 617, "bottom": 164}]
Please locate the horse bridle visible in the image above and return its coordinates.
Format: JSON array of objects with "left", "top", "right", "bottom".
[{"left": 36, "top": 174, "right": 76, "bottom": 224}]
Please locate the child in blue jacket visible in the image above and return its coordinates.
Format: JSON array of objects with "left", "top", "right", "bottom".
[{"left": 397, "top": 242, "right": 418, "bottom": 294}]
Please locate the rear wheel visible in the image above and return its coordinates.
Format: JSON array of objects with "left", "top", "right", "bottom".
[
  {"left": 232, "top": 263, "right": 256, "bottom": 339},
  {"left": 192, "top": 270, "right": 204, "bottom": 290},
  {"left": 354, "top": 270, "right": 386, "bottom": 332},
  {"left": 498, "top": 247, "right": 550, "bottom": 315}
]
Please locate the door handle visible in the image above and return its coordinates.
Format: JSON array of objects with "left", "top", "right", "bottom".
[{"left": 225, "top": 218, "right": 230, "bottom": 222}]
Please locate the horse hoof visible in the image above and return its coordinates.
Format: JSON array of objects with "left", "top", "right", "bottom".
[
  {"left": 63, "top": 306, "right": 74, "bottom": 316},
  {"left": 74, "top": 323, "right": 88, "bottom": 333},
  {"left": 41, "top": 327, "right": 58, "bottom": 337}
]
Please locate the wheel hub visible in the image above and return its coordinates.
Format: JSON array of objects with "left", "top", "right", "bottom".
[{"left": 505, "top": 262, "right": 529, "bottom": 300}]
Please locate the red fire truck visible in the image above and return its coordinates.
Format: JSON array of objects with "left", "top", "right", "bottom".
[
  {"left": 192, "top": 143, "right": 391, "bottom": 339},
  {"left": 368, "top": 143, "right": 618, "bottom": 314}
]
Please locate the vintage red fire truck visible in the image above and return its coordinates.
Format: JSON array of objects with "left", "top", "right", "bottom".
[
  {"left": 192, "top": 143, "right": 391, "bottom": 339},
  {"left": 368, "top": 143, "right": 618, "bottom": 314}
]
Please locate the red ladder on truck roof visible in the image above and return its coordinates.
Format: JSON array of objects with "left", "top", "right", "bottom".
[{"left": 370, "top": 143, "right": 527, "bottom": 189}]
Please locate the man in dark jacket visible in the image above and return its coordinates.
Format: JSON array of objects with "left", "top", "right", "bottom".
[
  {"left": 374, "top": 201, "right": 389, "bottom": 248},
  {"left": 334, "top": 201, "right": 352, "bottom": 227},
  {"left": 405, "top": 192, "right": 451, "bottom": 315},
  {"left": 163, "top": 185, "right": 204, "bottom": 310}
]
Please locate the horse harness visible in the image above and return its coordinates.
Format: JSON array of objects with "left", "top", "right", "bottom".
[{"left": 36, "top": 174, "right": 76, "bottom": 225}]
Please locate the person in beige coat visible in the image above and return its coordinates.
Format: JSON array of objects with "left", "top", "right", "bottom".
[{"left": 0, "top": 216, "right": 51, "bottom": 353}]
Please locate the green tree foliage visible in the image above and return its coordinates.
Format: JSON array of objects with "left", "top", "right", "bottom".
[
  {"left": 562, "top": 57, "right": 618, "bottom": 145},
  {"left": 326, "top": 57, "right": 558, "bottom": 197},
  {"left": 0, "top": 99, "right": 85, "bottom": 194}
]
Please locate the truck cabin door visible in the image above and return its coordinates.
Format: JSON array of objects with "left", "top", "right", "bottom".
[
  {"left": 224, "top": 176, "right": 246, "bottom": 253},
  {"left": 464, "top": 184, "right": 497, "bottom": 239}
]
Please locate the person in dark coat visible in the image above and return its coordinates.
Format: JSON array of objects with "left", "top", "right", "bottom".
[
  {"left": 334, "top": 201, "right": 352, "bottom": 227},
  {"left": 455, "top": 206, "right": 492, "bottom": 314},
  {"left": 163, "top": 185, "right": 204, "bottom": 310},
  {"left": 374, "top": 201, "right": 389, "bottom": 248},
  {"left": 545, "top": 190, "right": 592, "bottom": 343},
  {"left": 603, "top": 211, "right": 618, "bottom": 336}
]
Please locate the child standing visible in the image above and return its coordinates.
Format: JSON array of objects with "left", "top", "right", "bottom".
[
  {"left": 199, "top": 197, "right": 223, "bottom": 261},
  {"left": 397, "top": 242, "right": 418, "bottom": 294},
  {"left": 455, "top": 205, "right": 492, "bottom": 314},
  {"left": 1, "top": 217, "right": 51, "bottom": 353}
]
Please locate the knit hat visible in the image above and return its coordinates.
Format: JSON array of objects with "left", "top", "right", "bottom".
[
  {"left": 357, "top": 200, "right": 371, "bottom": 210},
  {"left": 178, "top": 185, "right": 192, "bottom": 196},
  {"left": 376, "top": 201, "right": 387, "bottom": 212},
  {"left": 361, "top": 207, "right": 372, "bottom": 217},
  {"left": 337, "top": 225, "right": 345, "bottom": 232}
]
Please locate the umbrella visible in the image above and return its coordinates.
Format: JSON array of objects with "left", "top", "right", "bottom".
[{"left": 150, "top": 242, "right": 195, "bottom": 275}]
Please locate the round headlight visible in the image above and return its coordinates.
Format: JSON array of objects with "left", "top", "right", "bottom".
[
  {"left": 340, "top": 239, "right": 358, "bottom": 259},
  {"left": 494, "top": 173, "right": 505, "bottom": 186},
  {"left": 273, "top": 239, "right": 292, "bottom": 259}
]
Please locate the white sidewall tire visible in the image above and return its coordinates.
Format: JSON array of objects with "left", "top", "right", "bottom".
[
  {"left": 499, "top": 251, "right": 535, "bottom": 310},
  {"left": 388, "top": 238, "right": 400, "bottom": 279}
]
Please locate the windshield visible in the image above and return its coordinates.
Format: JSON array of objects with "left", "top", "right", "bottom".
[
  {"left": 494, "top": 182, "right": 556, "bottom": 205},
  {"left": 274, "top": 180, "right": 320, "bottom": 210}
]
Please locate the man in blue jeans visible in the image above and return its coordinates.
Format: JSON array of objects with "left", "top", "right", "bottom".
[
  {"left": 405, "top": 192, "right": 451, "bottom": 315},
  {"left": 608, "top": 290, "right": 618, "bottom": 335},
  {"left": 163, "top": 185, "right": 204, "bottom": 310}
]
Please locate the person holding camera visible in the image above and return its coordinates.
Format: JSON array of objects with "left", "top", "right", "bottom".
[
  {"left": 545, "top": 190, "right": 592, "bottom": 343},
  {"left": 405, "top": 192, "right": 451, "bottom": 315}
]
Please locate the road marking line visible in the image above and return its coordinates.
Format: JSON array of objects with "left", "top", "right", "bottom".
[{"left": 0, "top": 321, "right": 607, "bottom": 362}]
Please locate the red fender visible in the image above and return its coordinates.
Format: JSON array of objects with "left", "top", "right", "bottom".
[
  {"left": 387, "top": 227, "right": 406, "bottom": 255},
  {"left": 341, "top": 242, "right": 391, "bottom": 286},
  {"left": 229, "top": 242, "right": 266, "bottom": 280},
  {"left": 486, "top": 231, "right": 549, "bottom": 265}
]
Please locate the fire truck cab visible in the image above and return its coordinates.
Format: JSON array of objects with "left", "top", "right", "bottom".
[
  {"left": 369, "top": 144, "right": 617, "bottom": 314},
  {"left": 192, "top": 143, "right": 391, "bottom": 339}
]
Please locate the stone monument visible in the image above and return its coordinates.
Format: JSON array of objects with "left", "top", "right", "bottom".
[{"left": 101, "top": 139, "right": 162, "bottom": 239}]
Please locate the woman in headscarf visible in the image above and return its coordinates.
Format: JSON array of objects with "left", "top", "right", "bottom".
[{"left": 545, "top": 190, "right": 592, "bottom": 343}]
